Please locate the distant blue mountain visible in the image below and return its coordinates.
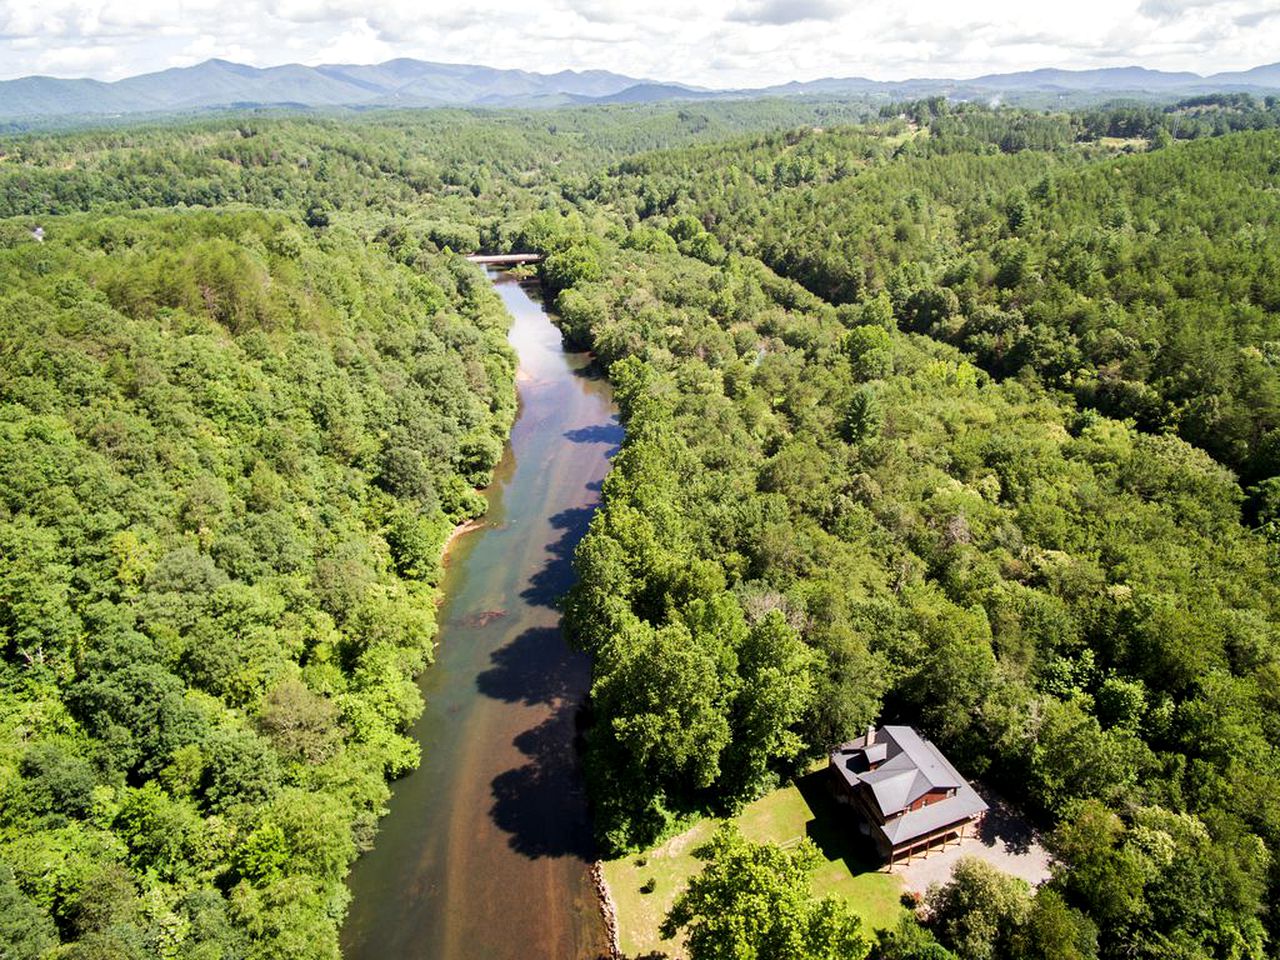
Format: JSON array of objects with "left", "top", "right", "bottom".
[
  {"left": 758, "top": 63, "right": 1280, "bottom": 99},
  {"left": 1, "top": 56, "right": 1278, "bottom": 122},
  {"left": 965, "top": 65, "right": 1203, "bottom": 91},
  {"left": 0, "top": 58, "right": 650, "bottom": 119}
]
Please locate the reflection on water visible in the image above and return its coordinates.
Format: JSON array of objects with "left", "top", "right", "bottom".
[{"left": 341, "top": 272, "right": 620, "bottom": 960}]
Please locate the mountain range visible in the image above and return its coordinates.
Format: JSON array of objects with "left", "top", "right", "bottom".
[{"left": 2, "top": 57, "right": 1279, "bottom": 122}]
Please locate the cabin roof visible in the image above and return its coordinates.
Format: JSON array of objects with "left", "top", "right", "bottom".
[{"left": 829, "top": 724, "right": 988, "bottom": 847}]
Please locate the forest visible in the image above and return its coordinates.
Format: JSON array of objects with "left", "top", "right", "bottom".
[
  {"left": 0, "top": 209, "right": 517, "bottom": 958},
  {"left": 0, "top": 96, "right": 885, "bottom": 960},
  {"left": 1, "top": 94, "right": 1278, "bottom": 960},
  {"left": 545, "top": 209, "right": 1278, "bottom": 959},
  {"left": 583, "top": 101, "right": 1280, "bottom": 488}
]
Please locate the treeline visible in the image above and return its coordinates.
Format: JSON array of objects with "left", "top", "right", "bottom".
[
  {"left": 542, "top": 211, "right": 1279, "bottom": 957},
  {"left": 894, "top": 94, "right": 1280, "bottom": 150},
  {"left": 1080, "top": 92, "right": 1280, "bottom": 141},
  {"left": 0, "top": 210, "right": 515, "bottom": 959},
  {"left": 0, "top": 98, "right": 877, "bottom": 227},
  {"left": 585, "top": 120, "right": 1280, "bottom": 489}
]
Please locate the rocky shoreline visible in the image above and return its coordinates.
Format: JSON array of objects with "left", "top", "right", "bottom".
[{"left": 590, "top": 861, "right": 623, "bottom": 960}]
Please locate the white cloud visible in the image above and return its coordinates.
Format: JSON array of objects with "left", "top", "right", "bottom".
[
  {"left": 727, "top": 0, "right": 850, "bottom": 25},
  {"left": 1235, "top": 8, "right": 1280, "bottom": 27},
  {"left": 1137, "top": 0, "right": 1220, "bottom": 21},
  {"left": 264, "top": 0, "right": 367, "bottom": 24},
  {"left": 0, "top": 0, "right": 1277, "bottom": 85}
]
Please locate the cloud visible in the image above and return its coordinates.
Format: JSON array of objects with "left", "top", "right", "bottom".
[
  {"left": 727, "top": 0, "right": 848, "bottom": 26},
  {"left": 560, "top": 0, "right": 631, "bottom": 23},
  {"left": 1137, "top": 0, "right": 1222, "bottom": 23},
  {"left": 26, "top": 43, "right": 121, "bottom": 74},
  {"left": 265, "top": 0, "right": 367, "bottom": 26},
  {"left": 977, "top": 29, "right": 1064, "bottom": 48},
  {"left": 1235, "top": 7, "right": 1280, "bottom": 28},
  {"left": 0, "top": 0, "right": 1278, "bottom": 87},
  {"left": 878, "top": 18, "right": 985, "bottom": 45},
  {"left": 363, "top": 5, "right": 496, "bottom": 43}
]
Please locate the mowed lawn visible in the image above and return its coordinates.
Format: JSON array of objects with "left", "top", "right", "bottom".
[{"left": 603, "top": 771, "right": 906, "bottom": 958}]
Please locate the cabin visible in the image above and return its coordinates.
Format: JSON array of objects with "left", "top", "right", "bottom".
[{"left": 829, "top": 725, "right": 987, "bottom": 868}]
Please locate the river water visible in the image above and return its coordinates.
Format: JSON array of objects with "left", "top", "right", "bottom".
[{"left": 341, "top": 271, "right": 619, "bottom": 959}]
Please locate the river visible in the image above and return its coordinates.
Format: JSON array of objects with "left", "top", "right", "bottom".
[{"left": 340, "top": 270, "right": 619, "bottom": 959}]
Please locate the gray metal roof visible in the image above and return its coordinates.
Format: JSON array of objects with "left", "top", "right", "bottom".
[
  {"left": 880, "top": 781, "right": 988, "bottom": 845},
  {"left": 829, "top": 724, "right": 988, "bottom": 846},
  {"left": 860, "top": 767, "right": 923, "bottom": 815}
]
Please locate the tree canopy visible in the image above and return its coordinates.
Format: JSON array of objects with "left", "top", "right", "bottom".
[
  {"left": 661, "top": 824, "right": 870, "bottom": 960},
  {"left": 0, "top": 208, "right": 515, "bottom": 958},
  {"left": 3, "top": 93, "right": 1279, "bottom": 960}
]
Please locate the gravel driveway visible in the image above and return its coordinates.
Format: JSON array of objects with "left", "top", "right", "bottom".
[{"left": 894, "top": 788, "right": 1053, "bottom": 896}]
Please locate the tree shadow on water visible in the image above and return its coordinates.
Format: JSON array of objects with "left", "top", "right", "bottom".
[
  {"left": 563, "top": 419, "right": 624, "bottom": 459},
  {"left": 567, "top": 358, "right": 609, "bottom": 382},
  {"left": 488, "top": 701, "right": 598, "bottom": 861},
  {"left": 475, "top": 626, "right": 589, "bottom": 707},
  {"left": 520, "top": 505, "right": 598, "bottom": 609}
]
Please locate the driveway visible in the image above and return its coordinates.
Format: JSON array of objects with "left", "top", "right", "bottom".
[{"left": 893, "top": 788, "right": 1053, "bottom": 896}]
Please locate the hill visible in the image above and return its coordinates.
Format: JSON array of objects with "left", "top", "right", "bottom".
[
  {"left": 3, "top": 57, "right": 1280, "bottom": 123},
  {"left": 0, "top": 58, "right": 649, "bottom": 120}
]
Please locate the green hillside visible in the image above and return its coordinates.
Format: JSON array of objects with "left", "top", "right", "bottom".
[{"left": 0, "top": 210, "right": 515, "bottom": 959}]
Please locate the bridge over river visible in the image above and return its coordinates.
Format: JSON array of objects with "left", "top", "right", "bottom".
[{"left": 465, "top": 252, "right": 545, "bottom": 266}]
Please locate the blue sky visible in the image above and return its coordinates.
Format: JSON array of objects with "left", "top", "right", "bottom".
[{"left": 2, "top": 0, "right": 1278, "bottom": 84}]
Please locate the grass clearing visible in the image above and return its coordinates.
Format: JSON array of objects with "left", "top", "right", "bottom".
[
  {"left": 1097, "top": 136, "right": 1150, "bottom": 151},
  {"left": 602, "top": 771, "right": 907, "bottom": 958}
]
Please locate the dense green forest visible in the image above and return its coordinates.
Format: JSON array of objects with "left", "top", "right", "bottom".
[
  {"left": 896, "top": 93, "right": 1280, "bottom": 146},
  {"left": 2, "top": 96, "right": 1279, "bottom": 960},
  {"left": 0, "top": 99, "right": 877, "bottom": 228},
  {"left": 537, "top": 112, "right": 1280, "bottom": 959},
  {"left": 584, "top": 106, "right": 1280, "bottom": 488},
  {"left": 0, "top": 98, "right": 885, "bottom": 960},
  {"left": 543, "top": 219, "right": 1278, "bottom": 958},
  {"left": 0, "top": 210, "right": 516, "bottom": 958}
]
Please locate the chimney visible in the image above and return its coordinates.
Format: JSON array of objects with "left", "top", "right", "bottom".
[{"left": 866, "top": 724, "right": 876, "bottom": 746}]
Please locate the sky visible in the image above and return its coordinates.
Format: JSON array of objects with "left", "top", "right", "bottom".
[{"left": 1, "top": 0, "right": 1278, "bottom": 85}]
